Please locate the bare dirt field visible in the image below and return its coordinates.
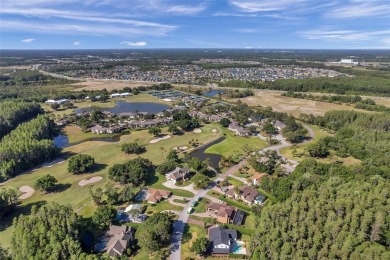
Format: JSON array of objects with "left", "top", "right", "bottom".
[{"left": 235, "top": 90, "right": 367, "bottom": 116}]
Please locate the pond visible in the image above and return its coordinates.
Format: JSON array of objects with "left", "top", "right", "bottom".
[
  {"left": 53, "top": 134, "right": 120, "bottom": 148},
  {"left": 190, "top": 136, "right": 225, "bottom": 171},
  {"left": 75, "top": 101, "right": 170, "bottom": 115},
  {"left": 203, "top": 89, "right": 226, "bottom": 97},
  {"left": 53, "top": 135, "right": 70, "bottom": 148}
]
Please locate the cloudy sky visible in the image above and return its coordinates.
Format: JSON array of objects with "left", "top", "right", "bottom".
[{"left": 1, "top": 0, "right": 389, "bottom": 49}]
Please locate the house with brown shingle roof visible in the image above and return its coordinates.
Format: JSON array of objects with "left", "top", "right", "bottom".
[
  {"left": 207, "top": 202, "right": 236, "bottom": 224},
  {"left": 146, "top": 188, "right": 171, "bottom": 204},
  {"left": 247, "top": 172, "right": 268, "bottom": 186},
  {"left": 165, "top": 167, "right": 190, "bottom": 184},
  {"left": 104, "top": 225, "right": 134, "bottom": 258}
]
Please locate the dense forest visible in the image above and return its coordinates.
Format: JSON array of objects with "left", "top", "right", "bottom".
[
  {"left": 0, "top": 101, "right": 43, "bottom": 139},
  {"left": 252, "top": 177, "right": 389, "bottom": 259},
  {"left": 0, "top": 115, "right": 60, "bottom": 180}
]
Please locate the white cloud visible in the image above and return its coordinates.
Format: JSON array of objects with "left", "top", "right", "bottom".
[
  {"left": 327, "top": 0, "right": 390, "bottom": 19},
  {"left": 229, "top": 0, "right": 307, "bottom": 12},
  {"left": 73, "top": 41, "right": 80, "bottom": 46},
  {"left": 21, "top": 38, "right": 35, "bottom": 43},
  {"left": 1, "top": 20, "right": 174, "bottom": 37},
  {"left": 120, "top": 41, "right": 147, "bottom": 46},
  {"left": 301, "top": 27, "right": 390, "bottom": 43}
]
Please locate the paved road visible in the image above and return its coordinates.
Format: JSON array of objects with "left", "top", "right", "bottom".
[{"left": 169, "top": 124, "right": 315, "bottom": 260}]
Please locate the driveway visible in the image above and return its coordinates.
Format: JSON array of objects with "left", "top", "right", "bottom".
[{"left": 169, "top": 125, "right": 316, "bottom": 259}]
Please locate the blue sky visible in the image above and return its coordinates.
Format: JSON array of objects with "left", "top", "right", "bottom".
[{"left": 1, "top": 0, "right": 390, "bottom": 49}]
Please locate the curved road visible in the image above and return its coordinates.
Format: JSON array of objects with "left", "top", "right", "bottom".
[{"left": 169, "top": 124, "right": 315, "bottom": 259}]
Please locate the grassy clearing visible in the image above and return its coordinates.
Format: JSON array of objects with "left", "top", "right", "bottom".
[
  {"left": 193, "top": 198, "right": 211, "bottom": 213},
  {"left": 205, "top": 128, "right": 266, "bottom": 158},
  {"left": 182, "top": 224, "right": 207, "bottom": 260},
  {"left": 279, "top": 124, "right": 330, "bottom": 161},
  {"left": 234, "top": 89, "right": 371, "bottom": 117},
  {"left": 279, "top": 124, "right": 361, "bottom": 166},
  {"left": 189, "top": 215, "right": 215, "bottom": 224},
  {"left": 144, "top": 200, "right": 183, "bottom": 215}
]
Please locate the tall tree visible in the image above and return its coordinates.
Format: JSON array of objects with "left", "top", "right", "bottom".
[{"left": 11, "top": 203, "right": 83, "bottom": 260}]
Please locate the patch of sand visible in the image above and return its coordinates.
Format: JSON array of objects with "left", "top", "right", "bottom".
[
  {"left": 180, "top": 146, "right": 188, "bottom": 150},
  {"left": 149, "top": 135, "right": 171, "bottom": 144},
  {"left": 211, "top": 129, "right": 217, "bottom": 133},
  {"left": 78, "top": 176, "right": 103, "bottom": 187},
  {"left": 18, "top": 186, "right": 35, "bottom": 200},
  {"left": 193, "top": 128, "right": 202, "bottom": 133}
]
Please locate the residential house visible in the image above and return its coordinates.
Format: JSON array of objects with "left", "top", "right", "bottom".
[
  {"left": 45, "top": 98, "right": 68, "bottom": 104},
  {"left": 165, "top": 167, "right": 190, "bottom": 184},
  {"left": 128, "top": 118, "right": 172, "bottom": 129},
  {"left": 146, "top": 188, "right": 172, "bottom": 204},
  {"left": 207, "top": 202, "right": 236, "bottom": 224},
  {"left": 226, "top": 185, "right": 265, "bottom": 205},
  {"left": 247, "top": 172, "right": 267, "bottom": 186},
  {"left": 104, "top": 225, "right": 134, "bottom": 258},
  {"left": 228, "top": 122, "right": 250, "bottom": 137},
  {"left": 90, "top": 125, "right": 122, "bottom": 134},
  {"left": 208, "top": 225, "right": 237, "bottom": 256},
  {"left": 274, "top": 120, "right": 286, "bottom": 131}
]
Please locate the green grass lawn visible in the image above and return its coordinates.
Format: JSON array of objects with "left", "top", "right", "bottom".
[
  {"left": 173, "top": 198, "right": 189, "bottom": 204},
  {"left": 193, "top": 197, "right": 211, "bottom": 213},
  {"left": 182, "top": 224, "right": 207, "bottom": 260},
  {"left": 189, "top": 215, "right": 215, "bottom": 224},
  {"left": 226, "top": 177, "right": 244, "bottom": 187},
  {"left": 205, "top": 127, "right": 267, "bottom": 158},
  {"left": 144, "top": 200, "right": 183, "bottom": 215},
  {"left": 0, "top": 124, "right": 221, "bottom": 248}
]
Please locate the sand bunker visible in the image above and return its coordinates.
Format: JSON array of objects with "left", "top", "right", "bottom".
[
  {"left": 149, "top": 135, "right": 171, "bottom": 144},
  {"left": 193, "top": 128, "right": 202, "bottom": 133},
  {"left": 78, "top": 176, "right": 103, "bottom": 187},
  {"left": 211, "top": 129, "right": 217, "bottom": 133},
  {"left": 18, "top": 186, "right": 35, "bottom": 200},
  {"left": 180, "top": 146, "right": 188, "bottom": 151}
]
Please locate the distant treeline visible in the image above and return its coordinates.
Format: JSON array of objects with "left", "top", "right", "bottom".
[
  {"left": 0, "top": 115, "right": 60, "bottom": 180},
  {"left": 0, "top": 70, "right": 73, "bottom": 87},
  {"left": 218, "top": 68, "right": 390, "bottom": 96},
  {"left": 282, "top": 91, "right": 390, "bottom": 112},
  {"left": 0, "top": 101, "right": 43, "bottom": 140}
]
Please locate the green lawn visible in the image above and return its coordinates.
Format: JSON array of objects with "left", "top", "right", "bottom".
[
  {"left": 182, "top": 224, "right": 207, "bottom": 260},
  {"left": 144, "top": 200, "right": 183, "bottom": 215},
  {"left": 205, "top": 127, "right": 266, "bottom": 158},
  {"left": 189, "top": 215, "right": 215, "bottom": 224},
  {"left": 193, "top": 197, "right": 211, "bottom": 213},
  {"left": 226, "top": 177, "right": 244, "bottom": 187},
  {"left": 0, "top": 124, "right": 221, "bottom": 248}
]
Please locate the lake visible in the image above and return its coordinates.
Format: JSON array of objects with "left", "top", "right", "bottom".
[
  {"left": 75, "top": 101, "right": 170, "bottom": 114},
  {"left": 190, "top": 136, "right": 225, "bottom": 171},
  {"left": 203, "top": 90, "right": 226, "bottom": 97}
]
